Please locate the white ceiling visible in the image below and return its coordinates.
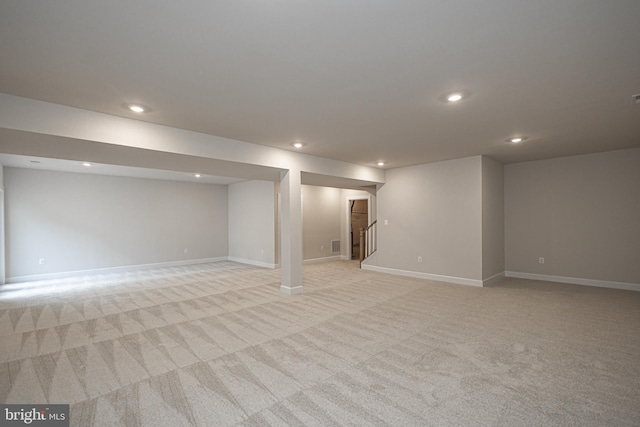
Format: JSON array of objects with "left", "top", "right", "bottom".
[{"left": 1, "top": 0, "right": 639, "bottom": 176}]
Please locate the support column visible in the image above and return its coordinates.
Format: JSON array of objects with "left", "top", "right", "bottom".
[
  {"left": 0, "top": 165, "right": 4, "bottom": 285},
  {"left": 280, "top": 169, "right": 303, "bottom": 294}
]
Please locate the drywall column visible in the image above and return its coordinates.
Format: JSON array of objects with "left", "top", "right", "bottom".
[
  {"left": 0, "top": 164, "right": 4, "bottom": 285},
  {"left": 280, "top": 168, "right": 303, "bottom": 294}
]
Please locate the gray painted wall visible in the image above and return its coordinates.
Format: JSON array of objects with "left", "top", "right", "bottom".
[
  {"left": 376, "top": 156, "right": 483, "bottom": 281},
  {"left": 228, "top": 180, "right": 276, "bottom": 266},
  {"left": 482, "top": 157, "right": 505, "bottom": 279},
  {"left": 505, "top": 148, "right": 640, "bottom": 284},
  {"left": 302, "top": 185, "right": 342, "bottom": 261},
  {"left": 5, "top": 167, "right": 228, "bottom": 279}
]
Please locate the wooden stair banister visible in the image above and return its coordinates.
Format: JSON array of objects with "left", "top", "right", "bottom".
[{"left": 359, "top": 220, "right": 378, "bottom": 266}]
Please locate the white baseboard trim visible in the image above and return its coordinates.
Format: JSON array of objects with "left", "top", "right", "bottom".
[
  {"left": 303, "top": 256, "right": 343, "bottom": 265},
  {"left": 280, "top": 285, "right": 303, "bottom": 295},
  {"left": 361, "top": 264, "right": 483, "bottom": 287},
  {"left": 482, "top": 271, "right": 505, "bottom": 286},
  {"left": 6, "top": 257, "right": 228, "bottom": 284},
  {"left": 505, "top": 271, "right": 640, "bottom": 292},
  {"left": 227, "top": 257, "right": 276, "bottom": 269}
]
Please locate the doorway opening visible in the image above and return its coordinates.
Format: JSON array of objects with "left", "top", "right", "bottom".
[{"left": 348, "top": 197, "right": 369, "bottom": 260}]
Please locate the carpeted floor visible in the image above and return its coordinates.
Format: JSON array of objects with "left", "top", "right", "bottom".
[{"left": 1, "top": 260, "right": 639, "bottom": 426}]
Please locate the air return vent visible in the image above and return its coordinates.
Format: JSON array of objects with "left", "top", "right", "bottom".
[{"left": 331, "top": 240, "right": 341, "bottom": 253}]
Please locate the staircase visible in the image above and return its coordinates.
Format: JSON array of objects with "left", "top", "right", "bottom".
[{"left": 359, "top": 220, "right": 377, "bottom": 266}]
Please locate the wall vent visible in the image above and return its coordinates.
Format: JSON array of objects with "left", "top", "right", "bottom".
[{"left": 331, "top": 240, "right": 341, "bottom": 253}]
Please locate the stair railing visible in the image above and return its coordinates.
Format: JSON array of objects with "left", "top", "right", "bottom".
[{"left": 359, "top": 220, "right": 377, "bottom": 266}]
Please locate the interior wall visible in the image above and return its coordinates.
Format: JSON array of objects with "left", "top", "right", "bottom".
[
  {"left": 505, "top": 148, "right": 640, "bottom": 285},
  {"left": 375, "top": 156, "right": 483, "bottom": 281},
  {"left": 302, "top": 185, "right": 342, "bottom": 261},
  {"left": 482, "top": 156, "right": 505, "bottom": 280},
  {"left": 5, "top": 167, "right": 228, "bottom": 279},
  {"left": 228, "top": 180, "right": 276, "bottom": 267}
]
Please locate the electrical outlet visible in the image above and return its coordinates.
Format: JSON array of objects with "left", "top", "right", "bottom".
[
  {"left": 261, "top": 249, "right": 264, "bottom": 254},
  {"left": 418, "top": 256, "right": 422, "bottom": 263},
  {"left": 539, "top": 257, "right": 544, "bottom": 264},
  {"left": 184, "top": 248, "right": 188, "bottom": 254},
  {"left": 320, "top": 245, "right": 324, "bottom": 251},
  {"left": 384, "top": 219, "right": 389, "bottom": 225},
  {"left": 39, "top": 258, "right": 46, "bottom": 265}
]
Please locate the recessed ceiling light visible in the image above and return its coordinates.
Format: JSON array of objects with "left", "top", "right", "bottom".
[
  {"left": 377, "top": 162, "right": 385, "bottom": 167},
  {"left": 507, "top": 137, "right": 528, "bottom": 143},
  {"left": 291, "top": 140, "right": 306, "bottom": 149},
  {"left": 440, "top": 91, "right": 470, "bottom": 103},
  {"left": 30, "top": 160, "right": 41, "bottom": 164},
  {"left": 194, "top": 173, "right": 202, "bottom": 178},
  {"left": 82, "top": 162, "right": 92, "bottom": 167},
  {"left": 125, "top": 103, "right": 150, "bottom": 113}
]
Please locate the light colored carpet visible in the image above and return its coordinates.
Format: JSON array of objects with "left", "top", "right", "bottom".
[{"left": 1, "top": 260, "right": 639, "bottom": 426}]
